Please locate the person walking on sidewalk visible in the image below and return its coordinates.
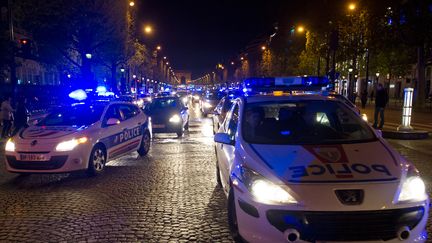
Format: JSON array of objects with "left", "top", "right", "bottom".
[
  {"left": 373, "top": 83, "right": 389, "bottom": 129},
  {"left": 1, "top": 96, "right": 14, "bottom": 138},
  {"left": 12, "top": 97, "right": 29, "bottom": 136}
]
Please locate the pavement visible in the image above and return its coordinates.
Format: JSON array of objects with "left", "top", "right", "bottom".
[
  {"left": 358, "top": 102, "right": 432, "bottom": 133},
  {"left": 0, "top": 103, "right": 431, "bottom": 242}
]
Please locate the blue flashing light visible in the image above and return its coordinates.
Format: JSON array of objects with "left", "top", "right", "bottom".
[
  {"left": 69, "top": 89, "right": 87, "bottom": 101},
  {"left": 164, "top": 87, "right": 170, "bottom": 92},
  {"left": 85, "top": 88, "right": 93, "bottom": 92},
  {"left": 96, "top": 86, "right": 107, "bottom": 93}
]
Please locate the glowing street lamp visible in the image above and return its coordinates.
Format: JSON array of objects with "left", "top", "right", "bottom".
[
  {"left": 129, "top": 1, "right": 135, "bottom": 7},
  {"left": 156, "top": 45, "right": 162, "bottom": 51},
  {"left": 261, "top": 45, "right": 267, "bottom": 51},
  {"left": 296, "top": 26, "right": 305, "bottom": 33},
  {"left": 144, "top": 25, "right": 153, "bottom": 35},
  {"left": 348, "top": 3, "right": 356, "bottom": 11}
]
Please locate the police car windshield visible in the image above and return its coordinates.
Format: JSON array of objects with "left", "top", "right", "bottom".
[
  {"left": 38, "top": 105, "right": 105, "bottom": 126},
  {"left": 242, "top": 100, "right": 376, "bottom": 145}
]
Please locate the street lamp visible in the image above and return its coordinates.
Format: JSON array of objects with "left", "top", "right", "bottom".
[
  {"left": 348, "top": 3, "right": 356, "bottom": 11},
  {"left": 132, "top": 75, "right": 137, "bottom": 79},
  {"left": 129, "top": 1, "right": 135, "bottom": 7},
  {"left": 296, "top": 26, "right": 305, "bottom": 33},
  {"left": 144, "top": 25, "right": 153, "bottom": 35},
  {"left": 163, "top": 56, "right": 167, "bottom": 60},
  {"left": 261, "top": 45, "right": 266, "bottom": 51},
  {"left": 156, "top": 45, "right": 162, "bottom": 51}
]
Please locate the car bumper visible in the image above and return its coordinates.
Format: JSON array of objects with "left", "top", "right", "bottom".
[
  {"left": 5, "top": 145, "right": 91, "bottom": 173},
  {"left": 233, "top": 186, "right": 429, "bottom": 243},
  {"left": 151, "top": 123, "right": 183, "bottom": 134}
]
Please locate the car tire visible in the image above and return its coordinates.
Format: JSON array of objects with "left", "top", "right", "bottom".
[
  {"left": 215, "top": 150, "right": 222, "bottom": 187},
  {"left": 87, "top": 144, "right": 106, "bottom": 177},
  {"left": 228, "top": 187, "right": 243, "bottom": 243},
  {"left": 177, "top": 128, "right": 184, "bottom": 138},
  {"left": 138, "top": 131, "right": 151, "bottom": 156},
  {"left": 185, "top": 120, "right": 189, "bottom": 130}
]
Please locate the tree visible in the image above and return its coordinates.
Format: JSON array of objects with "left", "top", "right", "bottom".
[{"left": 15, "top": 0, "right": 128, "bottom": 88}]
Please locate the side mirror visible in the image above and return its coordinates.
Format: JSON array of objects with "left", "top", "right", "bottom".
[
  {"left": 214, "top": 133, "right": 234, "bottom": 145},
  {"left": 106, "top": 118, "right": 120, "bottom": 126}
]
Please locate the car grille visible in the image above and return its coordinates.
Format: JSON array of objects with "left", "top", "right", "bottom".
[
  {"left": 6, "top": 155, "right": 68, "bottom": 170},
  {"left": 266, "top": 206, "right": 424, "bottom": 242}
]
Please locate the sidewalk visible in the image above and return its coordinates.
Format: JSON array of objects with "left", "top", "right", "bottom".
[{"left": 357, "top": 102, "right": 432, "bottom": 132}]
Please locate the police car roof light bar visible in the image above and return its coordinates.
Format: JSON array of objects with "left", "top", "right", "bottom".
[{"left": 242, "top": 76, "right": 330, "bottom": 94}]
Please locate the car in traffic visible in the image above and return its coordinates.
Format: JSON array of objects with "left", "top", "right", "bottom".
[
  {"left": 200, "top": 91, "right": 224, "bottom": 116},
  {"left": 5, "top": 101, "right": 151, "bottom": 176},
  {"left": 144, "top": 96, "right": 189, "bottom": 137},
  {"left": 176, "top": 91, "right": 190, "bottom": 105},
  {"left": 213, "top": 77, "right": 429, "bottom": 243}
]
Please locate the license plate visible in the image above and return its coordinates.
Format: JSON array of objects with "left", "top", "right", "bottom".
[
  {"left": 19, "top": 154, "right": 49, "bottom": 161},
  {"left": 153, "top": 124, "right": 166, "bottom": 128}
]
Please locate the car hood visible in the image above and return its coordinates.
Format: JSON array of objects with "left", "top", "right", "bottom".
[
  {"left": 21, "top": 125, "right": 87, "bottom": 140},
  {"left": 248, "top": 141, "right": 401, "bottom": 184}
]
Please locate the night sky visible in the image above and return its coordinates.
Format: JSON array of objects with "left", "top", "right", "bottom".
[{"left": 136, "top": 0, "right": 346, "bottom": 78}]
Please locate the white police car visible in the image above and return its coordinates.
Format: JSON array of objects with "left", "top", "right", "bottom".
[
  {"left": 214, "top": 77, "right": 429, "bottom": 243},
  {"left": 5, "top": 101, "right": 151, "bottom": 176}
]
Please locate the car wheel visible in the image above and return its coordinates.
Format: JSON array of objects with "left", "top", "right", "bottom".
[
  {"left": 138, "top": 131, "right": 151, "bottom": 156},
  {"left": 87, "top": 144, "right": 106, "bottom": 176},
  {"left": 176, "top": 128, "right": 184, "bottom": 138},
  {"left": 228, "top": 187, "right": 243, "bottom": 243},
  {"left": 215, "top": 148, "right": 222, "bottom": 187},
  {"left": 185, "top": 120, "right": 189, "bottom": 130}
]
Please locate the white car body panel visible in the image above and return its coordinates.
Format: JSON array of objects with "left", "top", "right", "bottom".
[
  {"left": 215, "top": 95, "right": 429, "bottom": 243},
  {"left": 5, "top": 102, "right": 150, "bottom": 173}
]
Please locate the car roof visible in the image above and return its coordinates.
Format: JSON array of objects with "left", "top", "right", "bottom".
[{"left": 244, "top": 93, "right": 337, "bottom": 103}]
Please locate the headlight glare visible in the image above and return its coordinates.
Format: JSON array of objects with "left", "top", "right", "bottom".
[
  {"left": 5, "top": 139, "right": 15, "bottom": 152},
  {"left": 169, "top": 114, "right": 181, "bottom": 123},
  {"left": 204, "top": 102, "right": 212, "bottom": 108},
  {"left": 55, "top": 137, "right": 88, "bottom": 152},
  {"left": 398, "top": 176, "right": 427, "bottom": 202},
  {"left": 240, "top": 166, "right": 297, "bottom": 204}
]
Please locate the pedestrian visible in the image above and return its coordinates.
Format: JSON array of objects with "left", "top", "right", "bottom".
[
  {"left": 360, "top": 90, "right": 368, "bottom": 109},
  {"left": 1, "top": 96, "right": 14, "bottom": 138},
  {"left": 12, "top": 97, "right": 29, "bottom": 136},
  {"left": 370, "top": 90, "right": 374, "bottom": 102},
  {"left": 373, "top": 83, "right": 389, "bottom": 129}
]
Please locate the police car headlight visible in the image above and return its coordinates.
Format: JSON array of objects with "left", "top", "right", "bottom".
[
  {"left": 169, "top": 114, "right": 181, "bottom": 123},
  {"left": 398, "top": 176, "right": 427, "bottom": 202},
  {"left": 5, "top": 139, "right": 15, "bottom": 152},
  {"left": 55, "top": 137, "right": 88, "bottom": 152},
  {"left": 240, "top": 166, "right": 297, "bottom": 204}
]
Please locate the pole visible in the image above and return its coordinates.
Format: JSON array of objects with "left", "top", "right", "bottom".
[
  {"left": 397, "top": 88, "right": 414, "bottom": 131},
  {"left": 8, "top": 0, "right": 17, "bottom": 90}
]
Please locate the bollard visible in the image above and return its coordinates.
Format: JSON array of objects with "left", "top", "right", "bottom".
[{"left": 397, "top": 88, "right": 414, "bottom": 131}]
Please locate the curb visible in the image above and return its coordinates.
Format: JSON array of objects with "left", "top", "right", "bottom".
[{"left": 382, "top": 130, "right": 429, "bottom": 140}]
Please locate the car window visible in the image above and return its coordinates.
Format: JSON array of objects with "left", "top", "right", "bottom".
[
  {"left": 224, "top": 103, "right": 239, "bottom": 140},
  {"left": 39, "top": 105, "right": 104, "bottom": 127},
  {"left": 103, "top": 105, "right": 122, "bottom": 124},
  {"left": 119, "top": 104, "right": 139, "bottom": 120},
  {"left": 242, "top": 100, "right": 376, "bottom": 145}
]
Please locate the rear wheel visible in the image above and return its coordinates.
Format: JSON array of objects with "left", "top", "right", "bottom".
[
  {"left": 138, "top": 131, "right": 151, "bottom": 156},
  {"left": 87, "top": 145, "right": 106, "bottom": 176},
  {"left": 176, "top": 128, "right": 184, "bottom": 138}
]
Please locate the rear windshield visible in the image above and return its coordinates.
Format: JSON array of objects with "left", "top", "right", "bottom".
[
  {"left": 242, "top": 100, "right": 376, "bottom": 145},
  {"left": 38, "top": 105, "right": 104, "bottom": 126},
  {"left": 148, "top": 98, "right": 179, "bottom": 111}
]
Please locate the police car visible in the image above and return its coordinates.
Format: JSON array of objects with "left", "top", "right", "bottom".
[
  {"left": 214, "top": 77, "right": 429, "bottom": 243},
  {"left": 5, "top": 101, "right": 151, "bottom": 176}
]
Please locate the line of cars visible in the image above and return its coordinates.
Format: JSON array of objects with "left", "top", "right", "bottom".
[
  {"left": 4, "top": 89, "right": 191, "bottom": 176},
  {"left": 213, "top": 77, "right": 429, "bottom": 243}
]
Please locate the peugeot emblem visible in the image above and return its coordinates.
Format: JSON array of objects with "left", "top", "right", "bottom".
[
  {"left": 335, "top": 190, "right": 364, "bottom": 205},
  {"left": 31, "top": 140, "right": 38, "bottom": 146}
]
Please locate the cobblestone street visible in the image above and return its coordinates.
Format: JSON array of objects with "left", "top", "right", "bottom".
[{"left": 0, "top": 104, "right": 431, "bottom": 242}]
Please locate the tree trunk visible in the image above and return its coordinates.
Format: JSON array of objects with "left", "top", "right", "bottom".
[{"left": 111, "top": 63, "right": 118, "bottom": 93}]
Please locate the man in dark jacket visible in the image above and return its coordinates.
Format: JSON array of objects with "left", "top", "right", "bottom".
[{"left": 373, "top": 83, "right": 389, "bottom": 129}]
